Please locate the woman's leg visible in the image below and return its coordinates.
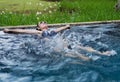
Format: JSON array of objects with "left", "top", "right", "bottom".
[{"left": 77, "top": 46, "right": 114, "bottom": 56}]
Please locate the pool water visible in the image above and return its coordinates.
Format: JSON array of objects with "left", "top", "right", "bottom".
[{"left": 0, "top": 23, "right": 120, "bottom": 82}]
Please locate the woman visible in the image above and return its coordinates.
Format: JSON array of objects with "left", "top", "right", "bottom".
[{"left": 3, "top": 22, "right": 116, "bottom": 60}]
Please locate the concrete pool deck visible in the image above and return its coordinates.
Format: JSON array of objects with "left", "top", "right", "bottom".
[{"left": 0, "top": 20, "right": 120, "bottom": 30}]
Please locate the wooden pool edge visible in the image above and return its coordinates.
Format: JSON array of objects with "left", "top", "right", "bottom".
[{"left": 0, "top": 20, "right": 120, "bottom": 30}]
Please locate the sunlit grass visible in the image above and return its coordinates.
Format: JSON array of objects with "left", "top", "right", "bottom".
[
  {"left": 0, "top": 0, "right": 57, "bottom": 13},
  {"left": 0, "top": 0, "right": 120, "bottom": 26}
]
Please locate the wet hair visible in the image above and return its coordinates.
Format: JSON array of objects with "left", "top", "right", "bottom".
[
  {"left": 36, "top": 24, "right": 41, "bottom": 31},
  {"left": 36, "top": 21, "right": 47, "bottom": 31},
  {"left": 40, "top": 21, "right": 47, "bottom": 24}
]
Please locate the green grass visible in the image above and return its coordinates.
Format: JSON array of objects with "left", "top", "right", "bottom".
[
  {"left": 0, "top": 0, "right": 120, "bottom": 26},
  {"left": 0, "top": 0, "right": 56, "bottom": 12},
  {"left": 59, "top": 0, "right": 120, "bottom": 21}
]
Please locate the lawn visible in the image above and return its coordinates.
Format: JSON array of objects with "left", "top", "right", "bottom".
[
  {"left": 0, "top": 0, "right": 56, "bottom": 13},
  {"left": 0, "top": 0, "right": 120, "bottom": 26}
]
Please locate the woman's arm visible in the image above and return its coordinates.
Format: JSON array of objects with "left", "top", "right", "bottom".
[
  {"left": 54, "top": 25, "right": 70, "bottom": 33},
  {"left": 3, "top": 29, "right": 42, "bottom": 34}
]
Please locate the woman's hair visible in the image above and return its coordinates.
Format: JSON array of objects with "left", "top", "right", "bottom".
[
  {"left": 36, "top": 22, "right": 41, "bottom": 31},
  {"left": 36, "top": 21, "right": 47, "bottom": 31}
]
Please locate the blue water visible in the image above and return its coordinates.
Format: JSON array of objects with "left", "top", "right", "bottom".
[{"left": 0, "top": 23, "right": 120, "bottom": 82}]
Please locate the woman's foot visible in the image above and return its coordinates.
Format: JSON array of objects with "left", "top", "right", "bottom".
[{"left": 102, "top": 50, "right": 117, "bottom": 56}]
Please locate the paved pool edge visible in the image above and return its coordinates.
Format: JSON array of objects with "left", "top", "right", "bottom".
[{"left": 0, "top": 20, "right": 120, "bottom": 30}]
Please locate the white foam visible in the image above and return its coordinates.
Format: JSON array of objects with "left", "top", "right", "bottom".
[{"left": 109, "top": 50, "right": 117, "bottom": 56}]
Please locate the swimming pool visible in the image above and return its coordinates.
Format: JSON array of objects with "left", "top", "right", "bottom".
[{"left": 0, "top": 23, "right": 120, "bottom": 82}]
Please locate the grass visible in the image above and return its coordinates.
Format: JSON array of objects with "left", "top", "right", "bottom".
[
  {"left": 59, "top": 0, "right": 120, "bottom": 21},
  {"left": 0, "top": 0, "right": 58, "bottom": 26},
  {"left": 0, "top": 0, "right": 120, "bottom": 26},
  {"left": 0, "top": 0, "right": 56, "bottom": 12}
]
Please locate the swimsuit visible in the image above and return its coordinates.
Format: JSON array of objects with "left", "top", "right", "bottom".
[{"left": 42, "top": 30, "right": 57, "bottom": 37}]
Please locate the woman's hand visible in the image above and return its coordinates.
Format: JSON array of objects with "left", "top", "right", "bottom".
[{"left": 66, "top": 24, "right": 70, "bottom": 29}]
